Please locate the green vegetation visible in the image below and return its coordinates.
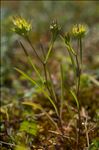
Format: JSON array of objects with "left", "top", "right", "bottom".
[{"left": 1, "top": 1, "right": 99, "bottom": 150}]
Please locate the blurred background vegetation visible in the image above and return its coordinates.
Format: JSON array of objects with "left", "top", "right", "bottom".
[{"left": 1, "top": 1, "right": 99, "bottom": 149}]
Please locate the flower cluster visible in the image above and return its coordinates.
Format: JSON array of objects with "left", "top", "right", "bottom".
[
  {"left": 72, "top": 24, "right": 87, "bottom": 38},
  {"left": 50, "top": 20, "right": 61, "bottom": 41},
  {"left": 12, "top": 16, "right": 32, "bottom": 36}
]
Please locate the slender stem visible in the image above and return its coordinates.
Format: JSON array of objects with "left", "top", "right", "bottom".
[
  {"left": 26, "top": 36, "right": 43, "bottom": 64},
  {"left": 79, "top": 37, "right": 82, "bottom": 65},
  {"left": 40, "top": 42, "right": 46, "bottom": 59},
  {"left": 77, "top": 75, "right": 81, "bottom": 150},
  {"left": 60, "top": 64, "right": 64, "bottom": 120},
  {"left": 43, "top": 108, "right": 59, "bottom": 131},
  {"left": 85, "top": 117, "right": 90, "bottom": 148},
  {"left": 20, "top": 41, "right": 44, "bottom": 83},
  {"left": 44, "top": 41, "right": 54, "bottom": 64},
  {"left": 43, "top": 63, "right": 52, "bottom": 97},
  {"left": 58, "top": 115, "right": 64, "bottom": 135},
  {"left": 76, "top": 57, "right": 81, "bottom": 150},
  {"left": 75, "top": 55, "right": 81, "bottom": 97},
  {"left": 43, "top": 43, "right": 64, "bottom": 135},
  {"left": 43, "top": 63, "right": 64, "bottom": 136},
  {"left": 76, "top": 38, "right": 82, "bottom": 150},
  {"left": 48, "top": 69, "right": 57, "bottom": 103},
  {"left": 77, "top": 38, "right": 79, "bottom": 55}
]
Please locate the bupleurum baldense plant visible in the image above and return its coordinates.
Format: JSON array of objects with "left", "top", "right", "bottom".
[{"left": 12, "top": 16, "right": 88, "bottom": 149}]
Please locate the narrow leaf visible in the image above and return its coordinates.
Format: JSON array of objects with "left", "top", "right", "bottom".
[
  {"left": 20, "top": 41, "right": 44, "bottom": 83},
  {"left": 70, "top": 89, "right": 79, "bottom": 109},
  {"left": 22, "top": 102, "right": 59, "bottom": 130},
  {"left": 68, "top": 49, "right": 76, "bottom": 75},
  {"left": 60, "top": 35, "right": 76, "bottom": 75},
  {"left": 68, "top": 43, "right": 76, "bottom": 56},
  {"left": 28, "top": 57, "right": 44, "bottom": 83},
  {"left": 22, "top": 102, "right": 43, "bottom": 110},
  {"left": 14, "top": 68, "right": 58, "bottom": 116},
  {"left": 60, "top": 35, "right": 76, "bottom": 55},
  {"left": 89, "top": 76, "right": 99, "bottom": 87}
]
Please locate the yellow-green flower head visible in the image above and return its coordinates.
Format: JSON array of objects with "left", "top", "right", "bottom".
[
  {"left": 12, "top": 16, "right": 32, "bottom": 36},
  {"left": 72, "top": 24, "right": 87, "bottom": 38}
]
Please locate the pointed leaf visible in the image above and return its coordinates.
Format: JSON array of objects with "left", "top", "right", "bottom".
[
  {"left": 14, "top": 68, "right": 58, "bottom": 116},
  {"left": 70, "top": 89, "right": 79, "bottom": 109}
]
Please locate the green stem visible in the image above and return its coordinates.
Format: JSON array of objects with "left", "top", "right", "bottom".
[
  {"left": 26, "top": 36, "right": 43, "bottom": 64},
  {"left": 43, "top": 63, "right": 52, "bottom": 97},
  {"left": 79, "top": 37, "right": 82, "bottom": 65},
  {"left": 40, "top": 42, "right": 46, "bottom": 59},
  {"left": 20, "top": 41, "right": 44, "bottom": 83},
  {"left": 60, "top": 64, "right": 64, "bottom": 119},
  {"left": 44, "top": 41, "right": 54, "bottom": 64},
  {"left": 48, "top": 69, "right": 57, "bottom": 103},
  {"left": 75, "top": 53, "right": 81, "bottom": 150},
  {"left": 68, "top": 49, "right": 76, "bottom": 76}
]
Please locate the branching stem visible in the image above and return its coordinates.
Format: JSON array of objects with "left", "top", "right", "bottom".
[{"left": 26, "top": 36, "right": 43, "bottom": 64}]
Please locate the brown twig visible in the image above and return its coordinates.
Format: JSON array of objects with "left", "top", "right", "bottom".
[
  {"left": 84, "top": 117, "right": 90, "bottom": 148},
  {"left": 0, "top": 141, "right": 15, "bottom": 147},
  {"left": 48, "top": 130, "right": 75, "bottom": 141}
]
